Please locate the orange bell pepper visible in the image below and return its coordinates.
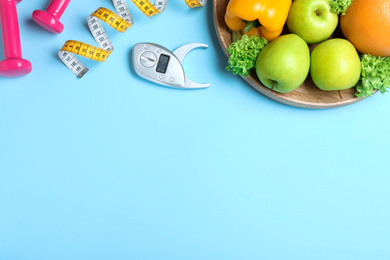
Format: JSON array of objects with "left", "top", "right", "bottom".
[{"left": 225, "top": 0, "right": 292, "bottom": 42}]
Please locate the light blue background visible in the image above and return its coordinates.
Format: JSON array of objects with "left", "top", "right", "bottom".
[{"left": 1, "top": 1, "right": 390, "bottom": 259}]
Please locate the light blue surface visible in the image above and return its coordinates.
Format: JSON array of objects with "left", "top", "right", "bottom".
[{"left": 1, "top": 1, "right": 390, "bottom": 259}]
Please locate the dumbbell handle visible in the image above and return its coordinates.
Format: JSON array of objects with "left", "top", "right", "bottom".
[
  {"left": 0, "top": 0, "right": 32, "bottom": 77},
  {"left": 0, "top": 0, "right": 22, "bottom": 59},
  {"left": 46, "top": 0, "right": 70, "bottom": 18}
]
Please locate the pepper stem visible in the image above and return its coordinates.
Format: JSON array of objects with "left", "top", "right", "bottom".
[{"left": 243, "top": 20, "right": 258, "bottom": 33}]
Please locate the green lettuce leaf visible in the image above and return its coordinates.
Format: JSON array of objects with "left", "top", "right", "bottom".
[
  {"left": 328, "top": 0, "right": 353, "bottom": 15},
  {"left": 355, "top": 54, "right": 390, "bottom": 99},
  {"left": 226, "top": 34, "right": 268, "bottom": 77}
]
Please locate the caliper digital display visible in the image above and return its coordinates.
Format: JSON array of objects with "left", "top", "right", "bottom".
[{"left": 156, "top": 54, "right": 170, "bottom": 74}]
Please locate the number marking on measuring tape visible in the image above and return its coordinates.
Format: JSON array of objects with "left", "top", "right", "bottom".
[
  {"left": 185, "top": 0, "right": 208, "bottom": 8},
  {"left": 131, "top": 0, "right": 207, "bottom": 17},
  {"left": 131, "top": 0, "right": 165, "bottom": 17},
  {"left": 58, "top": 0, "right": 207, "bottom": 78}
]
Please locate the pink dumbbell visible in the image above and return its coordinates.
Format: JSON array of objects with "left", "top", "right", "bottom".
[
  {"left": 0, "top": 0, "right": 32, "bottom": 77},
  {"left": 32, "top": 0, "right": 71, "bottom": 34}
]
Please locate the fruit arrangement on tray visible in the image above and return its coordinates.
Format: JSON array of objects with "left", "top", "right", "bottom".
[{"left": 213, "top": 0, "right": 390, "bottom": 108}]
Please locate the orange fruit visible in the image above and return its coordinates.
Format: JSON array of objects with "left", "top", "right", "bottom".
[{"left": 340, "top": 0, "right": 390, "bottom": 57}]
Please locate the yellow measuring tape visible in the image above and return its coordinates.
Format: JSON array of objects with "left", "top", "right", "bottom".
[{"left": 58, "top": 0, "right": 207, "bottom": 78}]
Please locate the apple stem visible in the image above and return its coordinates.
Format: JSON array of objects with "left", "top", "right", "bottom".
[
  {"left": 338, "top": 90, "right": 343, "bottom": 99},
  {"left": 315, "top": 9, "right": 319, "bottom": 16},
  {"left": 271, "top": 82, "right": 276, "bottom": 90}
]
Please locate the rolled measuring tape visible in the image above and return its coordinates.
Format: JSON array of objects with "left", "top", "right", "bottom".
[{"left": 58, "top": 0, "right": 208, "bottom": 78}]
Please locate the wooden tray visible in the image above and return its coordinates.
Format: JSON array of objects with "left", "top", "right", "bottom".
[{"left": 213, "top": 0, "right": 365, "bottom": 109}]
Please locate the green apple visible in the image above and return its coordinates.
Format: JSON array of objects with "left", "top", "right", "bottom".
[
  {"left": 255, "top": 33, "right": 310, "bottom": 93},
  {"left": 310, "top": 38, "right": 361, "bottom": 91},
  {"left": 287, "top": 0, "right": 338, "bottom": 44}
]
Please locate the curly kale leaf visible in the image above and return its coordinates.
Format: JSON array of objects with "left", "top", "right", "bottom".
[
  {"left": 226, "top": 34, "right": 268, "bottom": 77},
  {"left": 355, "top": 54, "right": 390, "bottom": 99},
  {"left": 328, "top": 0, "right": 353, "bottom": 15}
]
